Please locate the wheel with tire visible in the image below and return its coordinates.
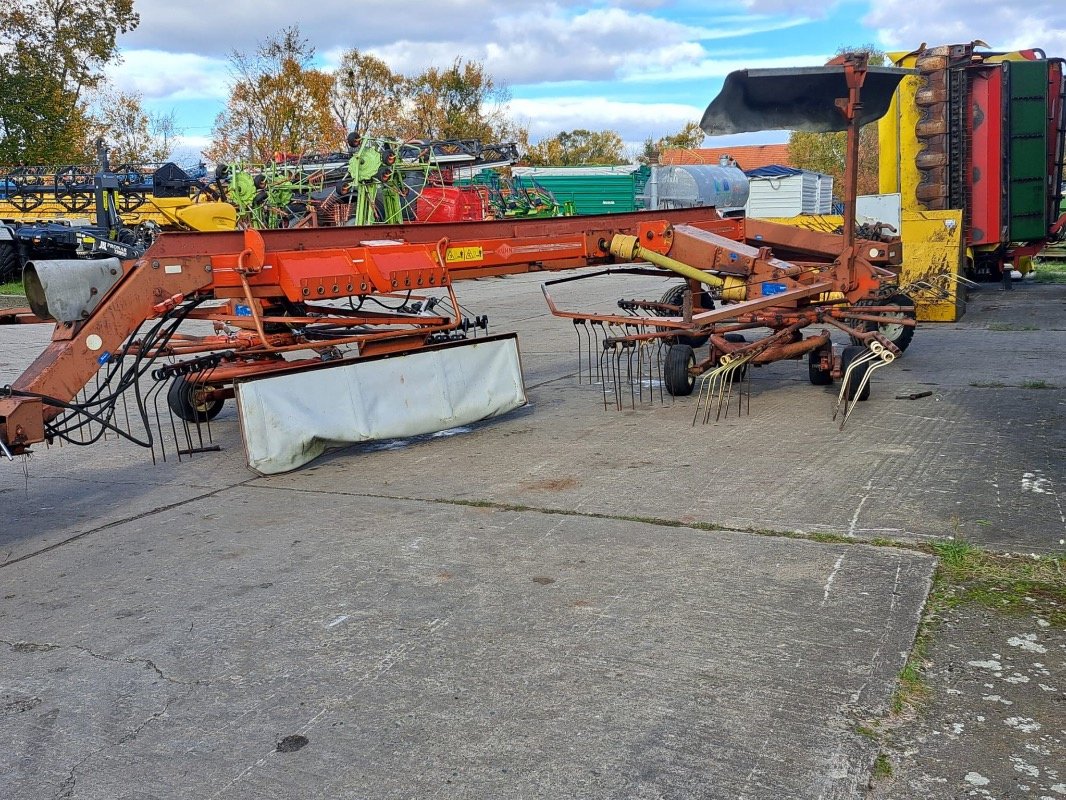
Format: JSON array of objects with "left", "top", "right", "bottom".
[
  {"left": 871, "top": 294, "right": 916, "bottom": 352},
  {"left": 808, "top": 348, "right": 833, "bottom": 385},
  {"left": 167, "top": 376, "right": 225, "bottom": 423},
  {"left": 659, "top": 283, "right": 715, "bottom": 312},
  {"left": 851, "top": 294, "right": 916, "bottom": 352},
  {"left": 664, "top": 343, "right": 696, "bottom": 396},
  {"left": 0, "top": 240, "right": 19, "bottom": 283},
  {"left": 840, "top": 345, "right": 871, "bottom": 401},
  {"left": 657, "top": 284, "right": 712, "bottom": 348},
  {"left": 659, "top": 283, "right": 686, "bottom": 310}
]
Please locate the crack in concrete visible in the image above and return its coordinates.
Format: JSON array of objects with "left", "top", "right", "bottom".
[
  {"left": 1, "top": 480, "right": 254, "bottom": 569},
  {"left": 243, "top": 482, "right": 905, "bottom": 548},
  {"left": 0, "top": 639, "right": 205, "bottom": 687},
  {"left": 118, "top": 698, "right": 173, "bottom": 744},
  {"left": 244, "top": 482, "right": 822, "bottom": 539},
  {"left": 52, "top": 698, "right": 173, "bottom": 799}
]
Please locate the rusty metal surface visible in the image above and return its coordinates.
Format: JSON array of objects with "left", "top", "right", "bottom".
[
  {"left": 540, "top": 57, "right": 918, "bottom": 427},
  {"left": 137, "top": 207, "right": 736, "bottom": 263},
  {"left": 0, "top": 208, "right": 738, "bottom": 460},
  {"left": 746, "top": 217, "right": 903, "bottom": 267},
  {"left": 0, "top": 185, "right": 913, "bottom": 466},
  {"left": 11, "top": 258, "right": 212, "bottom": 402}
]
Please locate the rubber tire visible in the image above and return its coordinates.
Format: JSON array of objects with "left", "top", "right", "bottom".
[
  {"left": 659, "top": 283, "right": 715, "bottom": 312},
  {"left": 852, "top": 294, "right": 916, "bottom": 352},
  {"left": 872, "top": 294, "right": 916, "bottom": 353},
  {"left": 659, "top": 283, "right": 687, "bottom": 309},
  {"left": 664, "top": 343, "right": 696, "bottom": 397},
  {"left": 0, "top": 240, "right": 19, "bottom": 283},
  {"left": 808, "top": 348, "right": 833, "bottom": 385},
  {"left": 659, "top": 284, "right": 711, "bottom": 348},
  {"left": 167, "top": 376, "right": 225, "bottom": 423},
  {"left": 840, "top": 345, "right": 872, "bottom": 402}
]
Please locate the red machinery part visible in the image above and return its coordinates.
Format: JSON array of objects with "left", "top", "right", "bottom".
[
  {"left": 969, "top": 64, "right": 1004, "bottom": 246},
  {"left": 0, "top": 209, "right": 741, "bottom": 453}
]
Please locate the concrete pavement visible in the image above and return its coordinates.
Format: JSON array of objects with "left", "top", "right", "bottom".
[{"left": 1, "top": 272, "right": 1063, "bottom": 798}]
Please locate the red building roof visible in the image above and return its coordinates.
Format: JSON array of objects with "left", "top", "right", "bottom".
[{"left": 661, "top": 144, "right": 793, "bottom": 171}]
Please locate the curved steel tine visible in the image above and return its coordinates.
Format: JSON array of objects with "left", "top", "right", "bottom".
[
  {"left": 834, "top": 354, "right": 860, "bottom": 419},
  {"left": 840, "top": 354, "right": 894, "bottom": 430},
  {"left": 833, "top": 350, "right": 878, "bottom": 418},
  {"left": 833, "top": 350, "right": 879, "bottom": 421},
  {"left": 717, "top": 363, "right": 734, "bottom": 421},
  {"left": 693, "top": 370, "right": 714, "bottom": 425},
  {"left": 638, "top": 339, "right": 654, "bottom": 405},
  {"left": 608, "top": 343, "right": 619, "bottom": 411},
  {"left": 592, "top": 321, "right": 607, "bottom": 384},
  {"left": 732, "top": 357, "right": 752, "bottom": 418},
  {"left": 626, "top": 341, "right": 636, "bottom": 409},
  {"left": 652, "top": 339, "right": 660, "bottom": 403},
  {"left": 599, "top": 343, "right": 612, "bottom": 410},
  {"left": 587, "top": 323, "right": 597, "bottom": 382},
  {"left": 145, "top": 378, "right": 169, "bottom": 464},
  {"left": 647, "top": 340, "right": 661, "bottom": 405},
  {"left": 574, "top": 320, "right": 585, "bottom": 383},
  {"left": 718, "top": 355, "right": 753, "bottom": 421},
  {"left": 635, "top": 339, "right": 646, "bottom": 404},
  {"left": 582, "top": 322, "right": 595, "bottom": 383},
  {"left": 614, "top": 344, "right": 626, "bottom": 410},
  {"left": 703, "top": 364, "right": 727, "bottom": 425},
  {"left": 624, "top": 342, "right": 636, "bottom": 409}
]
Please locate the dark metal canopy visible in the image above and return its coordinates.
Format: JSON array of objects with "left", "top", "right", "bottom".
[{"left": 700, "top": 66, "right": 916, "bottom": 135}]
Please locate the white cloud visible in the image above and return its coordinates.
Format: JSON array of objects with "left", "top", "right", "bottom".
[
  {"left": 121, "top": 0, "right": 494, "bottom": 56},
  {"left": 865, "top": 0, "right": 1066, "bottom": 55},
  {"left": 167, "top": 135, "right": 215, "bottom": 165},
  {"left": 108, "top": 50, "right": 231, "bottom": 101},
  {"left": 739, "top": 0, "right": 834, "bottom": 15},
  {"left": 122, "top": 2, "right": 809, "bottom": 90},
  {"left": 108, "top": 2, "right": 835, "bottom": 151},
  {"left": 366, "top": 7, "right": 812, "bottom": 86},
  {"left": 619, "top": 52, "right": 831, "bottom": 83}
]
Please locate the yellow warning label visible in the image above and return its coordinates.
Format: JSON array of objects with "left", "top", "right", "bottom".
[{"left": 445, "top": 246, "right": 483, "bottom": 263}]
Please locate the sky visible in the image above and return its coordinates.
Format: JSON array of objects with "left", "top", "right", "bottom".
[{"left": 107, "top": 0, "right": 1066, "bottom": 164}]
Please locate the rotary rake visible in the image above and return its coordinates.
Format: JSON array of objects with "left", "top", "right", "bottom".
[
  {"left": 542, "top": 220, "right": 912, "bottom": 429},
  {"left": 541, "top": 53, "right": 919, "bottom": 428}
]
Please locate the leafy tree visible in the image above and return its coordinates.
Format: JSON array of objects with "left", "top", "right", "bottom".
[
  {"left": 0, "top": 0, "right": 138, "bottom": 163},
  {"left": 787, "top": 45, "right": 886, "bottom": 197},
  {"left": 400, "top": 58, "right": 526, "bottom": 144},
  {"left": 207, "top": 26, "right": 341, "bottom": 163},
  {"left": 331, "top": 49, "right": 407, "bottom": 137},
  {"left": 638, "top": 121, "right": 706, "bottom": 163},
  {"left": 523, "top": 129, "right": 627, "bottom": 166},
  {"left": 787, "top": 124, "right": 880, "bottom": 197},
  {"left": 91, "top": 87, "right": 180, "bottom": 164},
  {"left": 658, "top": 121, "right": 706, "bottom": 152}
]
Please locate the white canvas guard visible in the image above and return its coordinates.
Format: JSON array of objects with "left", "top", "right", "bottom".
[{"left": 235, "top": 334, "right": 526, "bottom": 474}]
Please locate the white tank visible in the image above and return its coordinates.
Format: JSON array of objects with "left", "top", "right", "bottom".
[{"left": 650, "top": 164, "right": 749, "bottom": 211}]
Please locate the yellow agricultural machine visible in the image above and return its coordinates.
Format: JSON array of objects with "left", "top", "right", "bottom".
[
  {"left": 879, "top": 42, "right": 1066, "bottom": 283},
  {"left": 0, "top": 146, "right": 235, "bottom": 281}
]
